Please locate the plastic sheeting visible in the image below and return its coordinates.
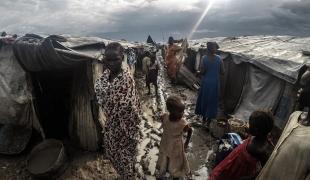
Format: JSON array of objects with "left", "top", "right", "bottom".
[
  {"left": 13, "top": 34, "right": 152, "bottom": 72},
  {"left": 0, "top": 124, "right": 32, "bottom": 154},
  {"left": 274, "top": 83, "right": 297, "bottom": 129},
  {"left": 0, "top": 44, "right": 31, "bottom": 125},
  {"left": 221, "top": 55, "right": 247, "bottom": 114},
  {"left": 190, "top": 36, "right": 310, "bottom": 84},
  {"left": 13, "top": 35, "right": 94, "bottom": 72},
  {"left": 233, "top": 65, "right": 285, "bottom": 122}
]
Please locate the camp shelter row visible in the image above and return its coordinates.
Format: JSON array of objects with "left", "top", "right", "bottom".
[
  {"left": 182, "top": 36, "right": 310, "bottom": 129},
  {"left": 0, "top": 34, "right": 154, "bottom": 154}
]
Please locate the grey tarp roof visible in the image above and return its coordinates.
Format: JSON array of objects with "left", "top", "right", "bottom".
[
  {"left": 189, "top": 36, "right": 310, "bottom": 84},
  {"left": 1, "top": 33, "right": 152, "bottom": 126},
  {"left": 13, "top": 34, "right": 153, "bottom": 72},
  {"left": 188, "top": 36, "right": 310, "bottom": 124}
]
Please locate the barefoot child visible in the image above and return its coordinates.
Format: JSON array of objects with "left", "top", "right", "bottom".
[{"left": 156, "top": 95, "right": 192, "bottom": 178}]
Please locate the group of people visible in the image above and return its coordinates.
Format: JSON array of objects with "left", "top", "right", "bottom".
[
  {"left": 164, "top": 37, "right": 224, "bottom": 127},
  {"left": 94, "top": 42, "right": 191, "bottom": 179},
  {"left": 210, "top": 68, "right": 310, "bottom": 180},
  {"left": 94, "top": 40, "right": 310, "bottom": 180}
]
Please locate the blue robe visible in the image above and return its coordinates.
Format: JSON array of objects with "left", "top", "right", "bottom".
[{"left": 195, "top": 55, "right": 221, "bottom": 119}]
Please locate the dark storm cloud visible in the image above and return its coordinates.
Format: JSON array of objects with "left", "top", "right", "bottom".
[
  {"left": 271, "top": 0, "right": 310, "bottom": 31},
  {"left": 188, "top": 0, "right": 310, "bottom": 39},
  {"left": 282, "top": 0, "right": 310, "bottom": 15},
  {"left": 261, "top": 0, "right": 310, "bottom": 37},
  {"left": 0, "top": 0, "right": 309, "bottom": 41}
]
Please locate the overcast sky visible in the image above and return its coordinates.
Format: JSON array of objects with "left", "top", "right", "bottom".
[{"left": 0, "top": 0, "right": 309, "bottom": 41}]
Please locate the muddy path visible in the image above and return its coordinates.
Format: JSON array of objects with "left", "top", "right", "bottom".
[
  {"left": 135, "top": 54, "right": 217, "bottom": 180},
  {"left": 0, "top": 138, "right": 120, "bottom": 180},
  {"left": 0, "top": 54, "right": 216, "bottom": 180}
]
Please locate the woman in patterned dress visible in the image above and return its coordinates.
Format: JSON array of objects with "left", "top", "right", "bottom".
[{"left": 94, "top": 42, "right": 140, "bottom": 179}]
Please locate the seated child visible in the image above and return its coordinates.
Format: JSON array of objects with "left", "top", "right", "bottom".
[
  {"left": 210, "top": 110, "right": 274, "bottom": 180},
  {"left": 156, "top": 95, "right": 193, "bottom": 179}
]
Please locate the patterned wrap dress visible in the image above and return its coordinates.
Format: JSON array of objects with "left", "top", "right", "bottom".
[
  {"left": 156, "top": 113, "right": 190, "bottom": 178},
  {"left": 94, "top": 68, "right": 141, "bottom": 179}
]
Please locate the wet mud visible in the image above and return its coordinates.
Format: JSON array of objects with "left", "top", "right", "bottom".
[
  {"left": 0, "top": 55, "right": 216, "bottom": 180},
  {"left": 136, "top": 54, "right": 217, "bottom": 179}
]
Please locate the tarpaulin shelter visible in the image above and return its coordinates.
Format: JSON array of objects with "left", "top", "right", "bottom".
[
  {"left": 0, "top": 37, "right": 33, "bottom": 154},
  {"left": 186, "top": 36, "right": 310, "bottom": 129},
  {"left": 0, "top": 34, "right": 150, "bottom": 153}
]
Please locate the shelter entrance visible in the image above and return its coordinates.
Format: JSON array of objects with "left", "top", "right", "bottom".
[{"left": 31, "top": 68, "right": 77, "bottom": 139}]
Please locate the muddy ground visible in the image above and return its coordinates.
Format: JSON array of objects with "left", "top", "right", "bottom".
[
  {"left": 0, "top": 55, "right": 216, "bottom": 180},
  {"left": 0, "top": 140, "right": 119, "bottom": 180},
  {"left": 135, "top": 55, "right": 217, "bottom": 179}
]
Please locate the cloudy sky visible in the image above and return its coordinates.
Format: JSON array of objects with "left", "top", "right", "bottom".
[{"left": 0, "top": 0, "right": 309, "bottom": 41}]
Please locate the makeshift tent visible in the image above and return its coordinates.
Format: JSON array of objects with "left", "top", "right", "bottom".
[
  {"left": 11, "top": 34, "right": 104, "bottom": 151},
  {"left": 186, "top": 36, "right": 310, "bottom": 129},
  {"left": 0, "top": 34, "right": 150, "bottom": 153},
  {"left": 0, "top": 40, "right": 33, "bottom": 154}
]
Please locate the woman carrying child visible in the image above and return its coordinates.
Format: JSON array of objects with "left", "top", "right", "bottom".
[{"left": 156, "top": 95, "right": 193, "bottom": 179}]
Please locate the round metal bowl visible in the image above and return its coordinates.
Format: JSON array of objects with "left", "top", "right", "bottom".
[{"left": 27, "top": 139, "right": 67, "bottom": 179}]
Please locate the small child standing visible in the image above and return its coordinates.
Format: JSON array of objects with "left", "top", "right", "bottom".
[
  {"left": 156, "top": 95, "right": 193, "bottom": 179},
  {"left": 146, "top": 54, "right": 160, "bottom": 95}
]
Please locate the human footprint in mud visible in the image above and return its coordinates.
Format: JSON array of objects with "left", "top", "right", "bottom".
[
  {"left": 94, "top": 42, "right": 140, "bottom": 179},
  {"left": 156, "top": 95, "right": 193, "bottom": 179},
  {"left": 210, "top": 110, "right": 274, "bottom": 180},
  {"left": 146, "top": 53, "right": 160, "bottom": 96}
]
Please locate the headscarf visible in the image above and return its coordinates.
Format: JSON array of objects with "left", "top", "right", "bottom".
[{"left": 207, "top": 42, "right": 220, "bottom": 52}]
